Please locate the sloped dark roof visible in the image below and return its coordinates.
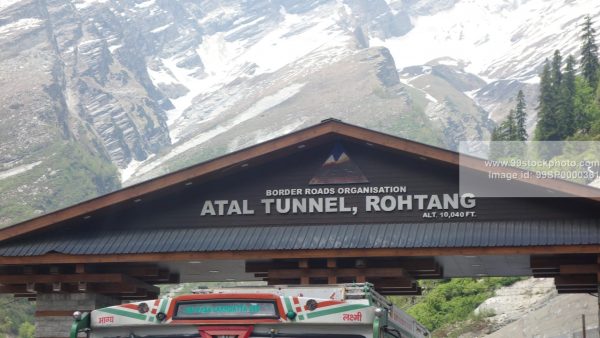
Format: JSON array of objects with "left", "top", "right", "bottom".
[
  {"left": 2, "top": 119, "right": 600, "bottom": 245},
  {"left": 2, "top": 219, "right": 599, "bottom": 257}
]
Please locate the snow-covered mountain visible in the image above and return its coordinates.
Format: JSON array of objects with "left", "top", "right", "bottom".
[{"left": 0, "top": 0, "right": 598, "bottom": 225}]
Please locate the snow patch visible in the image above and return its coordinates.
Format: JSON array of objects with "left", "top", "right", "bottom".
[
  {"left": 0, "top": 0, "right": 22, "bottom": 12},
  {"left": 229, "top": 83, "right": 305, "bottom": 127},
  {"left": 253, "top": 119, "right": 306, "bottom": 145},
  {"left": 522, "top": 76, "right": 540, "bottom": 84},
  {"left": 0, "top": 161, "right": 42, "bottom": 180},
  {"left": 151, "top": 23, "right": 171, "bottom": 33},
  {"left": 424, "top": 92, "right": 438, "bottom": 103},
  {"left": 74, "top": 0, "right": 108, "bottom": 10},
  {"left": 195, "top": 7, "right": 348, "bottom": 81},
  {"left": 400, "top": 78, "right": 438, "bottom": 103},
  {"left": 120, "top": 156, "right": 154, "bottom": 183},
  {"left": 147, "top": 65, "right": 177, "bottom": 86},
  {"left": 134, "top": 0, "right": 155, "bottom": 9},
  {"left": 229, "top": 118, "right": 306, "bottom": 153},
  {"left": 198, "top": 5, "right": 242, "bottom": 25},
  {"left": 0, "top": 18, "right": 42, "bottom": 36},
  {"left": 108, "top": 44, "right": 122, "bottom": 53},
  {"left": 123, "top": 83, "right": 306, "bottom": 183},
  {"left": 145, "top": 1, "right": 350, "bottom": 136},
  {"left": 437, "top": 58, "right": 459, "bottom": 67},
  {"left": 371, "top": 0, "right": 600, "bottom": 79}
]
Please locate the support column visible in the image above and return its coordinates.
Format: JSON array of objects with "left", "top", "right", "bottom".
[{"left": 35, "top": 293, "right": 120, "bottom": 338}]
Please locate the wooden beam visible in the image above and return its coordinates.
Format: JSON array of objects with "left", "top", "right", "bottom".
[
  {"left": 2, "top": 246, "right": 600, "bottom": 267},
  {"left": 377, "top": 287, "right": 422, "bottom": 296},
  {"left": 556, "top": 285, "right": 598, "bottom": 291},
  {"left": 412, "top": 268, "right": 443, "bottom": 278},
  {"left": 0, "top": 285, "right": 29, "bottom": 293},
  {"left": 75, "top": 264, "right": 86, "bottom": 274},
  {"left": 533, "top": 271, "right": 559, "bottom": 278},
  {"left": 0, "top": 273, "right": 158, "bottom": 296},
  {"left": 248, "top": 258, "right": 441, "bottom": 273},
  {"left": 557, "top": 289, "right": 597, "bottom": 294},
  {"left": 95, "top": 265, "right": 163, "bottom": 278},
  {"left": 368, "top": 279, "right": 414, "bottom": 288},
  {"left": 0, "top": 281, "right": 155, "bottom": 296},
  {"left": 327, "top": 259, "right": 337, "bottom": 284},
  {"left": 560, "top": 265, "right": 598, "bottom": 275},
  {"left": 246, "top": 260, "right": 298, "bottom": 273},
  {"left": 555, "top": 275, "right": 597, "bottom": 286},
  {"left": 0, "top": 273, "right": 129, "bottom": 284},
  {"left": 377, "top": 284, "right": 418, "bottom": 291},
  {"left": 268, "top": 267, "right": 408, "bottom": 279},
  {"left": 531, "top": 255, "right": 596, "bottom": 269},
  {"left": 298, "top": 259, "right": 309, "bottom": 284}
]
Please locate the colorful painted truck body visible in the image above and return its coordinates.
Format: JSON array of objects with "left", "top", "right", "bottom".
[{"left": 71, "top": 284, "right": 429, "bottom": 338}]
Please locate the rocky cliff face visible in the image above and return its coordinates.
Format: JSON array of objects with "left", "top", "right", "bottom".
[
  {"left": 454, "top": 278, "right": 599, "bottom": 338},
  {"left": 1, "top": 0, "right": 173, "bottom": 169}
]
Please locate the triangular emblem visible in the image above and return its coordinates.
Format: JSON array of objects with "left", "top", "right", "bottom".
[{"left": 309, "top": 143, "right": 369, "bottom": 185}]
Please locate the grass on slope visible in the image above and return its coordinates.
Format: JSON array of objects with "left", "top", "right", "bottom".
[
  {"left": 0, "top": 140, "right": 120, "bottom": 227},
  {"left": 0, "top": 296, "right": 34, "bottom": 338},
  {"left": 391, "top": 277, "right": 522, "bottom": 337}
]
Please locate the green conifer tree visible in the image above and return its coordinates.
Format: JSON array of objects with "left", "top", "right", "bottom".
[
  {"left": 596, "top": 70, "right": 600, "bottom": 107},
  {"left": 573, "top": 77, "right": 597, "bottom": 134},
  {"left": 514, "top": 90, "right": 527, "bottom": 141},
  {"left": 580, "top": 15, "right": 599, "bottom": 89},
  {"left": 558, "top": 55, "right": 576, "bottom": 137},
  {"left": 550, "top": 50, "right": 563, "bottom": 91},
  {"left": 505, "top": 109, "right": 517, "bottom": 140},
  {"left": 489, "top": 126, "right": 505, "bottom": 159},
  {"left": 535, "top": 60, "right": 558, "bottom": 141}
]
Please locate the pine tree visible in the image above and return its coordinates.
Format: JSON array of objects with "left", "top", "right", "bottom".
[
  {"left": 550, "top": 50, "right": 563, "bottom": 91},
  {"left": 514, "top": 90, "right": 527, "bottom": 141},
  {"left": 558, "top": 55, "right": 576, "bottom": 137},
  {"left": 505, "top": 109, "right": 517, "bottom": 140},
  {"left": 580, "top": 15, "right": 599, "bottom": 90},
  {"left": 596, "top": 70, "right": 600, "bottom": 107},
  {"left": 573, "top": 77, "right": 597, "bottom": 134},
  {"left": 535, "top": 60, "right": 559, "bottom": 141},
  {"left": 489, "top": 126, "right": 505, "bottom": 159}
]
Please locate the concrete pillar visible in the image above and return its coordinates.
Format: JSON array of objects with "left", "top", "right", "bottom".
[{"left": 35, "top": 293, "right": 120, "bottom": 338}]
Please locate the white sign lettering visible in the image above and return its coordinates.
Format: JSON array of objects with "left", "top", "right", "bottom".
[
  {"left": 200, "top": 200, "right": 255, "bottom": 216},
  {"left": 199, "top": 186, "right": 477, "bottom": 219}
]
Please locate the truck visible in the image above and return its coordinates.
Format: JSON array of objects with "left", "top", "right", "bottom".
[{"left": 71, "top": 283, "right": 429, "bottom": 338}]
